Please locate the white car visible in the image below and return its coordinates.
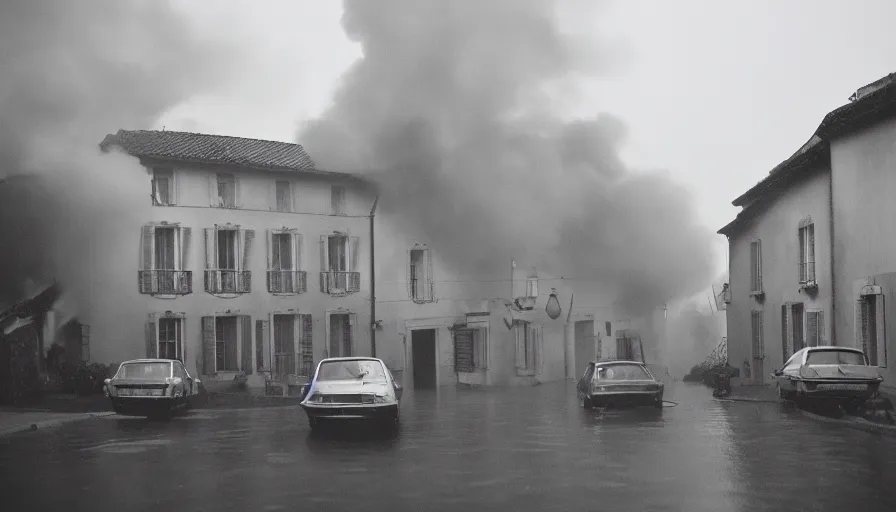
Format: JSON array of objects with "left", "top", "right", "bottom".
[
  {"left": 299, "top": 357, "right": 403, "bottom": 431},
  {"left": 773, "top": 346, "right": 883, "bottom": 411}
]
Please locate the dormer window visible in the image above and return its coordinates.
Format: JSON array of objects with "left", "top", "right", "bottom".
[
  {"left": 152, "top": 168, "right": 174, "bottom": 206},
  {"left": 216, "top": 173, "right": 236, "bottom": 208}
]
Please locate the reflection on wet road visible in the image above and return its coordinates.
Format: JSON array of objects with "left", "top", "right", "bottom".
[{"left": 2, "top": 382, "right": 895, "bottom": 511}]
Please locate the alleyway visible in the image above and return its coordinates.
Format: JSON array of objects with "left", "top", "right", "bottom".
[{"left": 2, "top": 382, "right": 894, "bottom": 511}]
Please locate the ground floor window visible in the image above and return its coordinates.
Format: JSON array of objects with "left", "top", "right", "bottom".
[
  {"left": 158, "top": 317, "right": 182, "bottom": 361},
  {"left": 215, "top": 316, "right": 239, "bottom": 371},
  {"left": 328, "top": 313, "right": 354, "bottom": 358},
  {"left": 454, "top": 328, "right": 486, "bottom": 373},
  {"left": 515, "top": 321, "right": 542, "bottom": 376}
]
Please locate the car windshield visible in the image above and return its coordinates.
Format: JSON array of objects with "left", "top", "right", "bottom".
[
  {"left": 595, "top": 364, "right": 652, "bottom": 381},
  {"left": 316, "top": 360, "right": 386, "bottom": 381},
  {"left": 806, "top": 350, "right": 866, "bottom": 366},
  {"left": 117, "top": 362, "right": 170, "bottom": 379}
]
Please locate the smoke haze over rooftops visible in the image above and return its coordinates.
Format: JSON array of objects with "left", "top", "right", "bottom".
[{"left": 299, "top": 0, "right": 717, "bottom": 316}]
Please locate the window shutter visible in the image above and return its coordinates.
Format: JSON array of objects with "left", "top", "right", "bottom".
[
  {"left": 293, "top": 233, "right": 303, "bottom": 271},
  {"left": 179, "top": 227, "right": 192, "bottom": 270},
  {"left": 142, "top": 225, "right": 156, "bottom": 270},
  {"left": 202, "top": 316, "right": 215, "bottom": 375},
  {"left": 180, "top": 317, "right": 187, "bottom": 363},
  {"left": 407, "top": 249, "right": 414, "bottom": 299},
  {"left": 808, "top": 225, "right": 815, "bottom": 265},
  {"left": 208, "top": 173, "right": 217, "bottom": 207},
  {"left": 146, "top": 314, "right": 157, "bottom": 359},
  {"left": 817, "top": 310, "right": 825, "bottom": 346},
  {"left": 876, "top": 295, "right": 887, "bottom": 368},
  {"left": 349, "top": 237, "right": 360, "bottom": 273},
  {"left": 301, "top": 314, "right": 313, "bottom": 376},
  {"left": 781, "top": 305, "right": 788, "bottom": 361},
  {"left": 515, "top": 323, "right": 526, "bottom": 369},
  {"left": 758, "top": 311, "right": 765, "bottom": 359},
  {"left": 806, "top": 312, "right": 818, "bottom": 348},
  {"left": 855, "top": 299, "right": 866, "bottom": 355},
  {"left": 320, "top": 235, "right": 329, "bottom": 272},
  {"left": 425, "top": 249, "right": 434, "bottom": 301},
  {"left": 292, "top": 314, "right": 303, "bottom": 376},
  {"left": 757, "top": 239, "right": 762, "bottom": 291},
  {"left": 454, "top": 330, "right": 474, "bottom": 372},
  {"left": 265, "top": 230, "right": 274, "bottom": 271},
  {"left": 239, "top": 315, "right": 253, "bottom": 375},
  {"left": 205, "top": 229, "right": 217, "bottom": 269},
  {"left": 256, "top": 319, "right": 270, "bottom": 371},
  {"left": 749, "top": 242, "right": 758, "bottom": 292},
  {"left": 348, "top": 313, "right": 357, "bottom": 356},
  {"left": 242, "top": 229, "right": 255, "bottom": 270}
]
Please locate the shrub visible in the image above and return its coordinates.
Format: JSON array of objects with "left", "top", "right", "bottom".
[{"left": 71, "top": 362, "right": 117, "bottom": 395}]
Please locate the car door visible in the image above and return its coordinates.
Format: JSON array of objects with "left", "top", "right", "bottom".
[
  {"left": 176, "top": 362, "right": 192, "bottom": 396},
  {"left": 577, "top": 363, "right": 595, "bottom": 398}
]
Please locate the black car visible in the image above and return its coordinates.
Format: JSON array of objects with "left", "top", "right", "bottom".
[{"left": 576, "top": 360, "right": 665, "bottom": 409}]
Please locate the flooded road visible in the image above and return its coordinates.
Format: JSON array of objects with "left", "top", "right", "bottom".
[{"left": 2, "top": 382, "right": 895, "bottom": 511}]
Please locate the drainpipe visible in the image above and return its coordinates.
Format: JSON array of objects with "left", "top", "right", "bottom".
[
  {"left": 564, "top": 293, "right": 575, "bottom": 379},
  {"left": 369, "top": 195, "right": 380, "bottom": 358},
  {"left": 828, "top": 166, "right": 836, "bottom": 345}
]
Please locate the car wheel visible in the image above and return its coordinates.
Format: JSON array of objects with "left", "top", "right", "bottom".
[{"left": 583, "top": 396, "right": 594, "bottom": 410}]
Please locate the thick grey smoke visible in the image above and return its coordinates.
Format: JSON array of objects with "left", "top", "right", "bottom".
[
  {"left": 300, "top": 0, "right": 716, "bottom": 316},
  {"left": 0, "top": 0, "right": 236, "bottom": 310}
]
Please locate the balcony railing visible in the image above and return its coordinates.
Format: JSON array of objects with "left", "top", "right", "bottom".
[
  {"left": 319, "top": 271, "right": 361, "bottom": 294},
  {"left": 267, "top": 270, "right": 308, "bottom": 294},
  {"left": 799, "top": 261, "right": 816, "bottom": 284},
  {"left": 138, "top": 270, "right": 192, "bottom": 295},
  {"left": 205, "top": 269, "right": 251, "bottom": 294}
]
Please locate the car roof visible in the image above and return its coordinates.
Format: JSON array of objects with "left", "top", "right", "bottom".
[
  {"left": 120, "top": 359, "right": 175, "bottom": 364},
  {"left": 319, "top": 357, "right": 385, "bottom": 363},
  {"left": 592, "top": 360, "right": 646, "bottom": 366},
  {"left": 795, "top": 346, "right": 864, "bottom": 356}
]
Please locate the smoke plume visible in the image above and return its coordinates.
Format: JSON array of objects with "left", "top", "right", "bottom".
[
  {"left": 299, "top": 0, "right": 716, "bottom": 316},
  {"left": 0, "top": 0, "right": 235, "bottom": 314}
]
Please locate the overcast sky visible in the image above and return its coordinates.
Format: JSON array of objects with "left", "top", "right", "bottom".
[{"left": 157, "top": 0, "right": 896, "bottom": 285}]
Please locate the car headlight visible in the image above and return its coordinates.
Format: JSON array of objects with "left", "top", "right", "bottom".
[{"left": 374, "top": 395, "right": 389, "bottom": 403}]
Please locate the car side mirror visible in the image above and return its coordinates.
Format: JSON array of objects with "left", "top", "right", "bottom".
[
  {"left": 394, "top": 382, "right": 403, "bottom": 400},
  {"left": 773, "top": 369, "right": 783, "bottom": 377}
]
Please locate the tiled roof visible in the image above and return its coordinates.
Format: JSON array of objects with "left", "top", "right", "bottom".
[{"left": 100, "top": 130, "right": 321, "bottom": 174}]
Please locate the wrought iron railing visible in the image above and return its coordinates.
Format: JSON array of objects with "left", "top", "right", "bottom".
[
  {"left": 410, "top": 278, "right": 435, "bottom": 303},
  {"left": 319, "top": 271, "right": 361, "bottom": 294},
  {"left": 204, "top": 270, "right": 251, "bottom": 294},
  {"left": 267, "top": 270, "right": 307, "bottom": 294},
  {"left": 799, "top": 261, "right": 816, "bottom": 283},
  {"left": 138, "top": 270, "right": 192, "bottom": 295}
]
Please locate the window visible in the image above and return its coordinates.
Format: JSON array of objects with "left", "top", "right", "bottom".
[
  {"left": 857, "top": 294, "right": 886, "bottom": 367},
  {"left": 152, "top": 168, "right": 174, "bottom": 206},
  {"left": 275, "top": 180, "right": 292, "bottom": 212},
  {"left": 257, "top": 314, "right": 313, "bottom": 375},
  {"left": 526, "top": 277, "right": 538, "bottom": 298},
  {"left": 806, "top": 349, "right": 866, "bottom": 366},
  {"left": 216, "top": 173, "right": 236, "bottom": 208},
  {"left": 751, "top": 310, "right": 764, "bottom": 360},
  {"left": 331, "top": 185, "right": 346, "bottom": 215},
  {"left": 749, "top": 240, "right": 763, "bottom": 294},
  {"left": 798, "top": 223, "right": 815, "bottom": 283},
  {"left": 158, "top": 317, "right": 183, "bottom": 361},
  {"left": 328, "top": 313, "right": 355, "bottom": 358},
  {"left": 806, "top": 310, "right": 823, "bottom": 347},
  {"left": 140, "top": 224, "right": 192, "bottom": 295},
  {"left": 320, "top": 234, "right": 360, "bottom": 294},
  {"left": 454, "top": 329, "right": 486, "bottom": 373},
  {"left": 409, "top": 248, "right": 434, "bottom": 303},
  {"left": 204, "top": 227, "right": 254, "bottom": 294},
  {"left": 268, "top": 231, "right": 304, "bottom": 294},
  {"left": 515, "top": 321, "right": 542, "bottom": 375},
  {"left": 605, "top": 322, "right": 612, "bottom": 337},
  {"left": 215, "top": 316, "right": 239, "bottom": 371},
  {"left": 273, "top": 314, "right": 296, "bottom": 376}
]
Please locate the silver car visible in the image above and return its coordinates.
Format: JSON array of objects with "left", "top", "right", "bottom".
[
  {"left": 103, "top": 359, "right": 200, "bottom": 418},
  {"left": 773, "top": 346, "right": 883, "bottom": 411},
  {"left": 299, "top": 357, "right": 403, "bottom": 431}
]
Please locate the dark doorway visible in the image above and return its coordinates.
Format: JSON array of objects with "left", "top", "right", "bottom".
[
  {"left": 411, "top": 329, "right": 437, "bottom": 389},
  {"left": 574, "top": 320, "right": 595, "bottom": 374}
]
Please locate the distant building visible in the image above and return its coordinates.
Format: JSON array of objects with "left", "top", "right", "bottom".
[{"left": 719, "top": 72, "right": 896, "bottom": 395}]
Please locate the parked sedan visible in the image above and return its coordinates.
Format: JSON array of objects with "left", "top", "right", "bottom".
[
  {"left": 299, "top": 357, "right": 403, "bottom": 431},
  {"left": 576, "top": 360, "right": 665, "bottom": 409},
  {"left": 103, "top": 359, "right": 199, "bottom": 418},
  {"left": 773, "top": 346, "right": 883, "bottom": 410}
]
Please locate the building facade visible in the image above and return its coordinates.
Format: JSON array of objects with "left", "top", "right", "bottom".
[
  {"left": 92, "top": 130, "right": 376, "bottom": 393},
  {"left": 720, "top": 72, "right": 896, "bottom": 394}
]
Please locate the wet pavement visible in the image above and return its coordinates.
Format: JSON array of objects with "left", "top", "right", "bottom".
[{"left": 2, "top": 381, "right": 895, "bottom": 512}]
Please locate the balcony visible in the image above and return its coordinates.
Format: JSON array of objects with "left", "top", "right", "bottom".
[
  {"left": 799, "top": 262, "right": 817, "bottom": 291},
  {"left": 138, "top": 270, "right": 192, "bottom": 295},
  {"left": 205, "top": 270, "right": 251, "bottom": 294},
  {"left": 267, "top": 270, "right": 308, "bottom": 294},
  {"left": 319, "top": 271, "right": 361, "bottom": 295}
]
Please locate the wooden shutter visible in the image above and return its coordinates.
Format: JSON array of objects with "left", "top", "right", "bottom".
[
  {"left": 180, "top": 317, "right": 187, "bottom": 363},
  {"left": 265, "top": 230, "right": 274, "bottom": 271},
  {"left": 425, "top": 249, "right": 434, "bottom": 301},
  {"left": 406, "top": 249, "right": 414, "bottom": 299},
  {"left": 241, "top": 229, "right": 255, "bottom": 269},
  {"left": 256, "top": 319, "right": 270, "bottom": 371},
  {"left": 349, "top": 236, "right": 360, "bottom": 273},
  {"left": 781, "top": 305, "right": 789, "bottom": 361},
  {"left": 145, "top": 314, "right": 157, "bottom": 359},
  {"left": 751, "top": 311, "right": 764, "bottom": 359},
  {"left": 202, "top": 316, "right": 215, "bottom": 375},
  {"left": 300, "top": 314, "right": 313, "bottom": 376},
  {"left": 808, "top": 225, "right": 815, "bottom": 280},
  {"left": 141, "top": 225, "right": 156, "bottom": 292},
  {"left": 292, "top": 314, "right": 303, "bottom": 375},
  {"left": 750, "top": 241, "right": 758, "bottom": 292},
  {"left": 239, "top": 315, "right": 253, "bottom": 374},
  {"left": 348, "top": 313, "right": 357, "bottom": 356},
  {"left": 806, "top": 312, "right": 819, "bottom": 348},
  {"left": 205, "top": 229, "right": 217, "bottom": 269},
  {"left": 180, "top": 227, "right": 192, "bottom": 270},
  {"left": 515, "top": 322, "right": 526, "bottom": 370},
  {"left": 320, "top": 235, "right": 329, "bottom": 272},
  {"left": 293, "top": 234, "right": 303, "bottom": 270},
  {"left": 876, "top": 295, "right": 887, "bottom": 367},
  {"left": 454, "top": 330, "right": 474, "bottom": 372},
  {"left": 605, "top": 322, "right": 612, "bottom": 337}
]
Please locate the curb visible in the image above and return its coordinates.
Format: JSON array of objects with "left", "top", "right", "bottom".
[
  {"left": 715, "top": 397, "right": 779, "bottom": 404},
  {"left": 800, "top": 409, "right": 896, "bottom": 437},
  {"left": 0, "top": 411, "right": 116, "bottom": 438}
]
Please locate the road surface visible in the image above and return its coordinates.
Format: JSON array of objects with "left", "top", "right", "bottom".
[{"left": 2, "top": 381, "right": 895, "bottom": 511}]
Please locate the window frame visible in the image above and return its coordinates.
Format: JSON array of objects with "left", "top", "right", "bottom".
[
  {"left": 275, "top": 180, "right": 293, "bottom": 213},
  {"left": 215, "top": 172, "right": 237, "bottom": 208},
  {"left": 157, "top": 316, "right": 184, "bottom": 362},
  {"left": 152, "top": 167, "right": 176, "bottom": 206},
  {"left": 798, "top": 222, "right": 816, "bottom": 284},
  {"left": 331, "top": 185, "right": 346, "bottom": 215}
]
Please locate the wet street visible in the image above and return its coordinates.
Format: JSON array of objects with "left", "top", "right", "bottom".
[{"left": 2, "top": 381, "right": 895, "bottom": 512}]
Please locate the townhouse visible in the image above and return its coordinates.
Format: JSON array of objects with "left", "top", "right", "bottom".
[{"left": 720, "top": 72, "right": 896, "bottom": 395}]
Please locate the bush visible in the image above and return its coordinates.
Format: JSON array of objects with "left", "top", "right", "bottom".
[{"left": 52, "top": 362, "right": 117, "bottom": 395}]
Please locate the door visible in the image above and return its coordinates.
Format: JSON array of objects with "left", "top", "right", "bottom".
[
  {"left": 328, "top": 314, "right": 352, "bottom": 357},
  {"left": 411, "top": 329, "right": 437, "bottom": 389},
  {"left": 792, "top": 303, "right": 805, "bottom": 353},
  {"left": 273, "top": 314, "right": 296, "bottom": 381},
  {"left": 574, "top": 321, "right": 595, "bottom": 372}
]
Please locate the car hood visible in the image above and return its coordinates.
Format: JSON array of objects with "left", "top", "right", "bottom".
[
  {"left": 799, "top": 364, "right": 881, "bottom": 380},
  {"left": 309, "top": 379, "right": 391, "bottom": 395}
]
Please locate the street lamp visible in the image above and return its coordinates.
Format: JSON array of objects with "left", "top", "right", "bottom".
[{"left": 546, "top": 288, "right": 562, "bottom": 320}]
